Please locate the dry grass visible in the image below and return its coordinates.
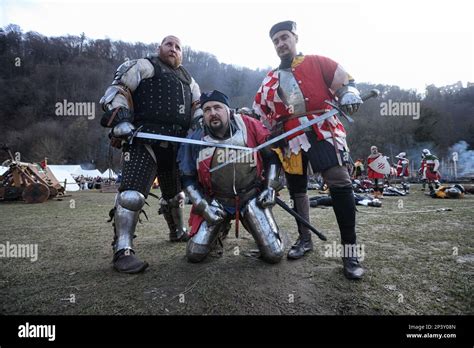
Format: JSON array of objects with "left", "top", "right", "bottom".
[{"left": 0, "top": 185, "right": 472, "bottom": 315}]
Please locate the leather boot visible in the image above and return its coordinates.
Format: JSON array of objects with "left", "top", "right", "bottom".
[
  {"left": 287, "top": 237, "right": 313, "bottom": 259},
  {"left": 113, "top": 248, "right": 149, "bottom": 274},
  {"left": 287, "top": 193, "right": 313, "bottom": 260},
  {"left": 342, "top": 256, "right": 364, "bottom": 279},
  {"left": 428, "top": 184, "right": 436, "bottom": 196}
]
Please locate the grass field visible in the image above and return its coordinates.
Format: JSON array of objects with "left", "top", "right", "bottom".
[{"left": 0, "top": 185, "right": 472, "bottom": 315}]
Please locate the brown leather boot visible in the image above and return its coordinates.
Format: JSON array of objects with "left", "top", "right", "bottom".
[
  {"left": 113, "top": 249, "right": 149, "bottom": 274},
  {"left": 287, "top": 193, "right": 313, "bottom": 260}
]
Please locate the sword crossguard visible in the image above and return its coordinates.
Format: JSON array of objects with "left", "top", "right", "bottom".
[
  {"left": 129, "top": 125, "right": 143, "bottom": 145},
  {"left": 324, "top": 100, "right": 354, "bottom": 123}
]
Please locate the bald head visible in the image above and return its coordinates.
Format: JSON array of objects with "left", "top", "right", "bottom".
[
  {"left": 159, "top": 35, "right": 183, "bottom": 68},
  {"left": 161, "top": 35, "right": 181, "bottom": 45}
]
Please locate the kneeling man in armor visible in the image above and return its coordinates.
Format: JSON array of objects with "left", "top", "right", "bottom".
[{"left": 178, "top": 90, "right": 284, "bottom": 264}]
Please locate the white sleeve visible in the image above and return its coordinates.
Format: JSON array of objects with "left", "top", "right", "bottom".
[{"left": 190, "top": 77, "right": 201, "bottom": 104}]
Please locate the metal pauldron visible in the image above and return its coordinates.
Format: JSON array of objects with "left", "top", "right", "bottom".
[{"left": 114, "top": 59, "right": 138, "bottom": 82}]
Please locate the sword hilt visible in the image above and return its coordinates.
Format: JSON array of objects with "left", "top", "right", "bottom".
[
  {"left": 324, "top": 100, "right": 354, "bottom": 123},
  {"left": 325, "top": 88, "right": 380, "bottom": 123}
]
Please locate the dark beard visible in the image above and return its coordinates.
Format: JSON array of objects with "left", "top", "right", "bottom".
[
  {"left": 205, "top": 116, "right": 238, "bottom": 139},
  {"left": 210, "top": 121, "right": 225, "bottom": 133},
  {"left": 158, "top": 54, "right": 181, "bottom": 69}
]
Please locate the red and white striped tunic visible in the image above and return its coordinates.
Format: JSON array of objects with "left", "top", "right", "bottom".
[{"left": 253, "top": 54, "right": 353, "bottom": 154}]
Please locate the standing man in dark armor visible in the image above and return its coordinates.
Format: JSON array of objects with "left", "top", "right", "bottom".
[{"left": 100, "top": 35, "right": 201, "bottom": 273}]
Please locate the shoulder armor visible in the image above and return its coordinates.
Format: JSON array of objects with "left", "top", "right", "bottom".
[{"left": 113, "top": 59, "right": 138, "bottom": 82}]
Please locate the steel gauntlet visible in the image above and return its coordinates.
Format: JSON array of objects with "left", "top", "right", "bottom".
[
  {"left": 335, "top": 85, "right": 363, "bottom": 115},
  {"left": 185, "top": 184, "right": 225, "bottom": 225}
]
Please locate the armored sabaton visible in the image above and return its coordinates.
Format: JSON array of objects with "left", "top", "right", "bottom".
[{"left": 185, "top": 114, "right": 284, "bottom": 264}]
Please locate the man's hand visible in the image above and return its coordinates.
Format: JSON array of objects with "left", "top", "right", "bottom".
[{"left": 258, "top": 187, "right": 276, "bottom": 208}]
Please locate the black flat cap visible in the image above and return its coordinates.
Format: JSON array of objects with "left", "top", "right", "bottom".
[
  {"left": 269, "top": 20, "right": 297, "bottom": 38},
  {"left": 200, "top": 90, "right": 230, "bottom": 107}
]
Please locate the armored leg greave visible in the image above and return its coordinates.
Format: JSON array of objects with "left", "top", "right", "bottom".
[
  {"left": 159, "top": 192, "right": 188, "bottom": 242},
  {"left": 186, "top": 219, "right": 230, "bottom": 263},
  {"left": 113, "top": 190, "right": 146, "bottom": 253},
  {"left": 241, "top": 198, "right": 284, "bottom": 264}
]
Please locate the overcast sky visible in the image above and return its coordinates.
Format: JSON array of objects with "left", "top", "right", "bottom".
[{"left": 2, "top": 0, "right": 473, "bottom": 91}]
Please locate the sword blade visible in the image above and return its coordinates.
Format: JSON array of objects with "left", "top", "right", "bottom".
[
  {"left": 134, "top": 132, "right": 253, "bottom": 151},
  {"left": 209, "top": 108, "right": 339, "bottom": 173},
  {"left": 209, "top": 89, "right": 380, "bottom": 173}
]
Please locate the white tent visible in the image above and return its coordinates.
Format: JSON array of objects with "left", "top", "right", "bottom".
[
  {"left": 48, "top": 165, "right": 83, "bottom": 176},
  {"left": 80, "top": 169, "right": 103, "bottom": 178},
  {"left": 47, "top": 165, "right": 80, "bottom": 191},
  {"left": 101, "top": 169, "right": 118, "bottom": 179}
]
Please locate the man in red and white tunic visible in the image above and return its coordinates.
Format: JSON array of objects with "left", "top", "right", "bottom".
[
  {"left": 421, "top": 149, "right": 441, "bottom": 194},
  {"left": 419, "top": 154, "right": 428, "bottom": 190},
  {"left": 395, "top": 152, "right": 410, "bottom": 193},
  {"left": 367, "top": 146, "right": 385, "bottom": 198},
  {"left": 253, "top": 20, "right": 364, "bottom": 279}
]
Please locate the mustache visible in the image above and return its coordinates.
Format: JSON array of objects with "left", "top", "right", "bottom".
[{"left": 210, "top": 115, "right": 222, "bottom": 121}]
